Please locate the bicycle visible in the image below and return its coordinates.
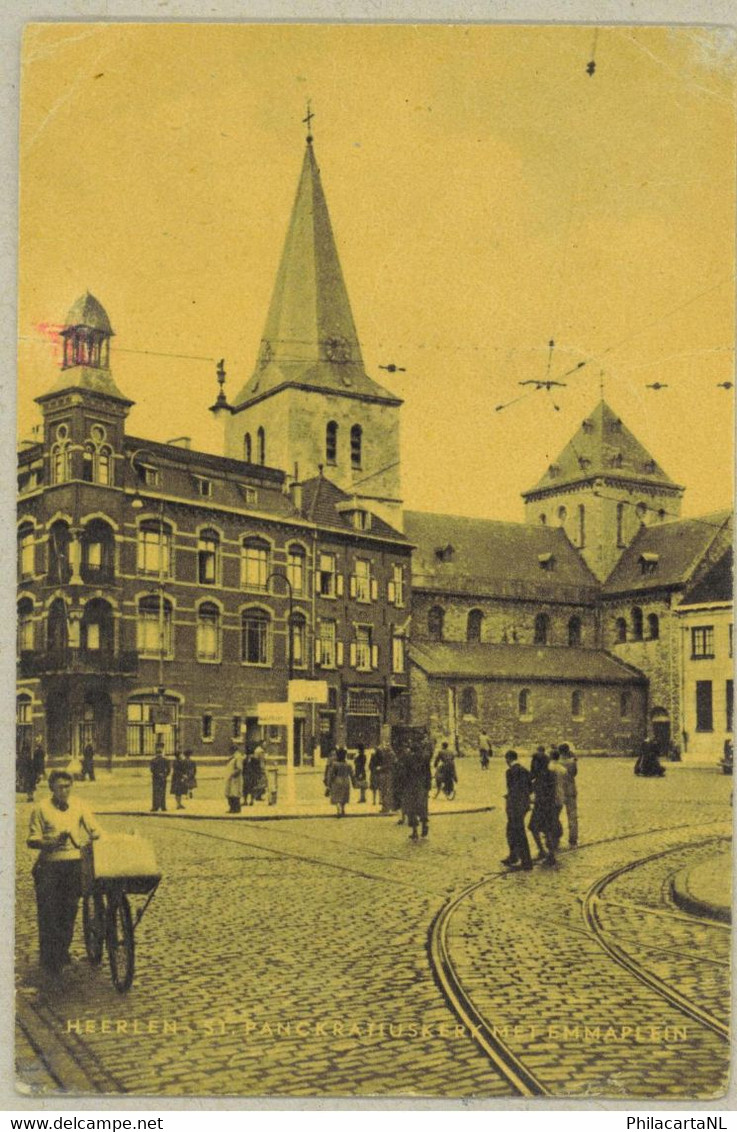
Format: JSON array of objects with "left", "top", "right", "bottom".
[{"left": 81, "top": 837, "right": 161, "bottom": 993}]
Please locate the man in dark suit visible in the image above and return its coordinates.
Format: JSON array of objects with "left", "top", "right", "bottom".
[
  {"left": 149, "top": 742, "right": 170, "bottom": 812},
  {"left": 501, "top": 750, "right": 533, "bottom": 870}
]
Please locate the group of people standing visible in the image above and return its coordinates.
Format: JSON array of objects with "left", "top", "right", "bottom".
[
  {"left": 224, "top": 743, "right": 268, "bottom": 813},
  {"left": 502, "top": 743, "right": 578, "bottom": 871},
  {"left": 323, "top": 741, "right": 452, "bottom": 840},
  {"left": 149, "top": 747, "right": 197, "bottom": 812}
]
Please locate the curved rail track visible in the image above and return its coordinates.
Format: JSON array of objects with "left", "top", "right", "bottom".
[{"left": 427, "top": 830, "right": 730, "bottom": 1097}]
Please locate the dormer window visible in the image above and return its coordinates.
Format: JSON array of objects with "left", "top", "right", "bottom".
[
  {"left": 644, "top": 459, "right": 656, "bottom": 474},
  {"left": 609, "top": 418, "right": 622, "bottom": 433},
  {"left": 610, "top": 452, "right": 623, "bottom": 468},
  {"left": 639, "top": 552, "right": 659, "bottom": 575},
  {"left": 538, "top": 553, "right": 555, "bottom": 572},
  {"left": 239, "top": 485, "right": 258, "bottom": 507},
  {"left": 578, "top": 456, "right": 591, "bottom": 470},
  {"left": 351, "top": 510, "right": 371, "bottom": 531},
  {"left": 435, "top": 544, "right": 454, "bottom": 563},
  {"left": 548, "top": 463, "right": 560, "bottom": 478},
  {"left": 194, "top": 476, "right": 213, "bottom": 498},
  {"left": 582, "top": 419, "right": 594, "bottom": 434}
]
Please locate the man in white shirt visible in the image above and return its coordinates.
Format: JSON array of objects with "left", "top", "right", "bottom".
[{"left": 27, "top": 770, "right": 101, "bottom": 974}]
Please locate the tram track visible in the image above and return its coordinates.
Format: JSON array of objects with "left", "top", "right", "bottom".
[{"left": 425, "top": 827, "right": 730, "bottom": 1097}]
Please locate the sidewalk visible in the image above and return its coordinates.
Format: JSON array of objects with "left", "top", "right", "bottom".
[{"left": 46, "top": 764, "right": 495, "bottom": 822}]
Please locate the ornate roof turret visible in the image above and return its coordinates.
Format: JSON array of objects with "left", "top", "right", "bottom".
[
  {"left": 231, "top": 141, "right": 400, "bottom": 409},
  {"left": 36, "top": 293, "right": 132, "bottom": 407}
]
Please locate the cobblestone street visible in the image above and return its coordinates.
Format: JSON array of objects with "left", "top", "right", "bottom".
[{"left": 15, "top": 759, "right": 731, "bottom": 1100}]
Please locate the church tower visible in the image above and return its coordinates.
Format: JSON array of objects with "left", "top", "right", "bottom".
[
  {"left": 522, "top": 399, "right": 684, "bottom": 581},
  {"left": 221, "top": 132, "right": 403, "bottom": 528}
]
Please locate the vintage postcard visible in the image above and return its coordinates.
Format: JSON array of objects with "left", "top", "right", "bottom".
[{"left": 13, "top": 21, "right": 734, "bottom": 1102}]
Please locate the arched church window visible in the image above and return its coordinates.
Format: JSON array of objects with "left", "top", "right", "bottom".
[
  {"left": 616, "top": 502, "right": 625, "bottom": 547},
  {"left": 82, "top": 444, "right": 95, "bottom": 482},
  {"left": 534, "top": 613, "right": 550, "bottom": 645},
  {"left": 460, "top": 687, "right": 478, "bottom": 717},
  {"left": 568, "top": 616, "right": 582, "bottom": 648},
  {"left": 578, "top": 504, "right": 586, "bottom": 548},
  {"left": 557, "top": 506, "right": 567, "bottom": 524},
  {"left": 257, "top": 428, "right": 266, "bottom": 466},
  {"left": 539, "top": 513, "right": 547, "bottom": 526},
  {"left": 518, "top": 689, "right": 531, "bottom": 717},
  {"left": 635, "top": 502, "right": 647, "bottom": 523},
  {"left": 428, "top": 606, "right": 444, "bottom": 642},
  {"left": 631, "top": 606, "right": 643, "bottom": 641},
  {"left": 326, "top": 421, "right": 338, "bottom": 465},
  {"left": 467, "top": 609, "right": 483, "bottom": 643},
  {"left": 615, "top": 617, "right": 627, "bottom": 644},
  {"left": 244, "top": 433, "right": 252, "bottom": 463},
  {"left": 648, "top": 613, "right": 660, "bottom": 641},
  {"left": 350, "top": 425, "right": 362, "bottom": 470}
]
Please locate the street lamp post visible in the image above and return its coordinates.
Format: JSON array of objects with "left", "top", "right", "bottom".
[{"left": 265, "top": 570, "right": 295, "bottom": 802}]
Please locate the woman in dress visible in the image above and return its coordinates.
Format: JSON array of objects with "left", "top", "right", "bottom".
[{"left": 325, "top": 748, "right": 354, "bottom": 818}]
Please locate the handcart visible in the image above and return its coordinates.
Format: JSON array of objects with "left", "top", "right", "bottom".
[{"left": 81, "top": 835, "right": 161, "bottom": 993}]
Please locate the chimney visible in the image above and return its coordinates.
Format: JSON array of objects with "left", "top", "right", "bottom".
[{"left": 290, "top": 481, "right": 303, "bottom": 512}]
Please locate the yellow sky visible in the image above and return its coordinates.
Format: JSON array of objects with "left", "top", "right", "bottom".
[{"left": 18, "top": 23, "right": 735, "bottom": 520}]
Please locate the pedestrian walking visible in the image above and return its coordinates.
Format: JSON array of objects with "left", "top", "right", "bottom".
[
  {"left": 326, "top": 748, "right": 353, "bottom": 818},
  {"left": 17, "top": 743, "right": 35, "bottom": 800},
  {"left": 170, "top": 750, "right": 188, "bottom": 809},
  {"left": 478, "top": 728, "right": 492, "bottom": 769},
  {"left": 548, "top": 746, "right": 567, "bottom": 842},
  {"left": 183, "top": 750, "right": 197, "bottom": 799},
  {"left": 393, "top": 746, "right": 411, "bottom": 824},
  {"left": 528, "top": 749, "right": 561, "bottom": 866},
  {"left": 634, "top": 738, "right": 666, "bottom": 777},
  {"left": 353, "top": 744, "right": 368, "bottom": 804},
  {"left": 378, "top": 745, "right": 396, "bottom": 814},
  {"left": 557, "top": 743, "right": 578, "bottom": 847},
  {"left": 81, "top": 741, "right": 96, "bottom": 782},
  {"left": 368, "top": 747, "right": 383, "bottom": 805},
  {"left": 500, "top": 751, "right": 533, "bottom": 870},
  {"left": 433, "top": 743, "right": 457, "bottom": 798},
  {"left": 402, "top": 747, "right": 431, "bottom": 840},
  {"left": 27, "top": 769, "right": 102, "bottom": 975},
  {"left": 225, "top": 744, "right": 244, "bottom": 813},
  {"left": 149, "top": 743, "right": 170, "bottom": 812}
]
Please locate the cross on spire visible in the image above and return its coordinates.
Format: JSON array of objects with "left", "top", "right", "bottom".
[{"left": 303, "top": 100, "right": 315, "bottom": 144}]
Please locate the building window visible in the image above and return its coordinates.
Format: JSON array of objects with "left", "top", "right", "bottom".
[
  {"left": 691, "top": 626, "right": 715, "bottom": 659},
  {"left": 620, "top": 690, "right": 630, "bottom": 718},
  {"left": 283, "top": 545, "right": 305, "bottom": 595},
  {"left": 197, "top": 602, "right": 221, "bottom": 662},
  {"left": 51, "top": 443, "right": 71, "bottom": 484},
  {"left": 615, "top": 617, "right": 627, "bottom": 644},
  {"left": 352, "top": 559, "right": 371, "bottom": 603},
  {"left": 202, "top": 714, "right": 214, "bottom": 741},
  {"left": 534, "top": 613, "right": 550, "bottom": 646},
  {"left": 137, "top": 595, "right": 173, "bottom": 658},
  {"left": 317, "top": 553, "right": 338, "bottom": 598},
  {"left": 18, "top": 599, "right": 34, "bottom": 653},
  {"left": 98, "top": 447, "right": 112, "bottom": 485},
  {"left": 198, "top": 530, "right": 219, "bottom": 586},
  {"left": 232, "top": 716, "right": 242, "bottom": 739},
  {"left": 631, "top": 607, "right": 643, "bottom": 641},
  {"left": 539, "top": 513, "right": 547, "bottom": 526},
  {"left": 290, "top": 614, "right": 307, "bottom": 669},
  {"left": 616, "top": 502, "right": 625, "bottom": 547},
  {"left": 82, "top": 444, "right": 95, "bottom": 482},
  {"left": 241, "top": 609, "right": 271, "bottom": 666},
  {"left": 568, "top": 616, "right": 582, "bottom": 648},
  {"left": 578, "top": 504, "right": 585, "bottom": 548},
  {"left": 195, "top": 477, "right": 213, "bottom": 498},
  {"left": 350, "top": 424, "right": 362, "bottom": 470},
  {"left": 640, "top": 553, "right": 659, "bottom": 576},
  {"left": 390, "top": 564, "right": 405, "bottom": 608},
  {"left": 316, "top": 620, "right": 337, "bottom": 668},
  {"left": 84, "top": 620, "right": 101, "bottom": 651},
  {"left": 557, "top": 506, "right": 567, "bottom": 524},
  {"left": 727, "top": 680, "right": 733, "bottom": 733},
  {"left": 460, "top": 687, "right": 478, "bottom": 717},
  {"left": 428, "top": 606, "right": 444, "bottom": 642},
  {"left": 48, "top": 521, "right": 71, "bottom": 584},
  {"left": 647, "top": 613, "right": 660, "bottom": 641},
  {"left": 571, "top": 690, "right": 583, "bottom": 719},
  {"left": 18, "top": 525, "right": 35, "bottom": 578},
  {"left": 241, "top": 538, "right": 270, "bottom": 591},
  {"left": 326, "top": 421, "right": 338, "bottom": 465},
  {"left": 518, "top": 688, "right": 531, "bottom": 718},
  {"left": 244, "top": 433, "right": 252, "bottom": 462},
  {"left": 538, "top": 553, "right": 555, "bottom": 572},
  {"left": 467, "top": 609, "right": 483, "bottom": 643},
  {"left": 695, "top": 680, "right": 713, "bottom": 732},
  {"left": 353, "top": 625, "right": 373, "bottom": 671},
  {"left": 257, "top": 427, "right": 266, "bottom": 465},
  {"left": 392, "top": 634, "right": 405, "bottom": 675},
  {"left": 730, "top": 624, "right": 733, "bottom": 658},
  {"left": 126, "top": 696, "right": 180, "bottom": 757},
  {"left": 137, "top": 522, "right": 172, "bottom": 577},
  {"left": 351, "top": 509, "right": 371, "bottom": 531},
  {"left": 81, "top": 520, "right": 114, "bottom": 582}
]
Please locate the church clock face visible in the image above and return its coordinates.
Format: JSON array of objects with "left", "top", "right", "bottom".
[{"left": 324, "top": 335, "right": 350, "bottom": 363}]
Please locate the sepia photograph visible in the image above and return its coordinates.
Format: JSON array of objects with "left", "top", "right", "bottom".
[{"left": 13, "top": 19, "right": 735, "bottom": 1102}]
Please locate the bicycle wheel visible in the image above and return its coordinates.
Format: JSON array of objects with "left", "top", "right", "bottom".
[
  {"left": 82, "top": 891, "right": 105, "bottom": 966},
  {"left": 106, "top": 891, "right": 135, "bottom": 993}
]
